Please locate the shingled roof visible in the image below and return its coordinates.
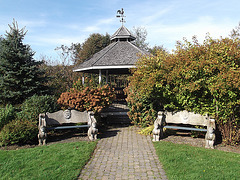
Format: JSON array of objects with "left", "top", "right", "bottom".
[
  {"left": 110, "top": 25, "right": 136, "bottom": 41},
  {"left": 73, "top": 25, "right": 147, "bottom": 74}
]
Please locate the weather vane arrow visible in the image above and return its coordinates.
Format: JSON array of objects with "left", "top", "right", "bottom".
[{"left": 116, "top": 8, "right": 126, "bottom": 25}]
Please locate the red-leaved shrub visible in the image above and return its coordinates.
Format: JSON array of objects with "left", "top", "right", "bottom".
[{"left": 57, "top": 83, "right": 115, "bottom": 113}]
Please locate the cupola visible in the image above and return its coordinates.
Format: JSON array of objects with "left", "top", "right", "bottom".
[{"left": 110, "top": 25, "right": 136, "bottom": 42}]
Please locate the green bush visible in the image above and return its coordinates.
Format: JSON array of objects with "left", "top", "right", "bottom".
[
  {"left": 125, "top": 50, "right": 169, "bottom": 127},
  {"left": 0, "top": 95, "right": 59, "bottom": 146},
  {"left": 0, "top": 119, "right": 37, "bottom": 146},
  {"left": 0, "top": 104, "right": 16, "bottom": 130},
  {"left": 18, "top": 94, "right": 59, "bottom": 123}
]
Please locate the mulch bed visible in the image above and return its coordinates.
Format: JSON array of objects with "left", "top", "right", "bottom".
[{"left": 161, "top": 131, "right": 240, "bottom": 154}]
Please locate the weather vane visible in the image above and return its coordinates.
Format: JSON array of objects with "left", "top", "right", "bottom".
[{"left": 116, "top": 8, "right": 126, "bottom": 25}]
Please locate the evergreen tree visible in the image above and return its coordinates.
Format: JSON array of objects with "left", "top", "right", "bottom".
[{"left": 0, "top": 21, "right": 47, "bottom": 105}]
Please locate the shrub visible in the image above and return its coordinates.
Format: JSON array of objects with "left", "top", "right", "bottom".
[
  {"left": 18, "top": 94, "right": 59, "bottom": 123},
  {"left": 0, "top": 119, "right": 37, "bottom": 146},
  {"left": 125, "top": 50, "right": 170, "bottom": 127},
  {"left": 0, "top": 104, "right": 16, "bottom": 130},
  {"left": 58, "top": 82, "right": 116, "bottom": 113},
  {"left": 0, "top": 95, "right": 59, "bottom": 146}
]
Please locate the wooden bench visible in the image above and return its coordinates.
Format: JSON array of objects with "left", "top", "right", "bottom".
[
  {"left": 38, "top": 109, "right": 98, "bottom": 145},
  {"left": 152, "top": 110, "right": 216, "bottom": 149}
]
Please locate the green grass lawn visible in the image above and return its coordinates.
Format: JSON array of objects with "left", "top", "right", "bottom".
[
  {"left": 154, "top": 141, "right": 240, "bottom": 180},
  {"left": 0, "top": 141, "right": 97, "bottom": 180}
]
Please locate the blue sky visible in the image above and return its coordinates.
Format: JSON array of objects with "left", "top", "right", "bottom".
[{"left": 1, "top": 0, "right": 240, "bottom": 62}]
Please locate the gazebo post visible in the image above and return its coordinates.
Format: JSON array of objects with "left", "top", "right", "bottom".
[
  {"left": 99, "top": 69, "right": 102, "bottom": 85},
  {"left": 106, "top": 70, "right": 109, "bottom": 84},
  {"left": 82, "top": 73, "right": 85, "bottom": 85}
]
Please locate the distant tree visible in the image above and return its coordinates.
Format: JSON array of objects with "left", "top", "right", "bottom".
[
  {"left": 40, "top": 33, "right": 112, "bottom": 97},
  {"left": 0, "top": 20, "right": 48, "bottom": 105},
  {"left": 40, "top": 54, "right": 79, "bottom": 98},
  {"left": 148, "top": 45, "right": 168, "bottom": 56},
  {"left": 0, "top": 36, "right": 2, "bottom": 46},
  {"left": 55, "top": 43, "right": 81, "bottom": 65},
  {"left": 74, "top": 33, "right": 110, "bottom": 65},
  {"left": 0, "top": 36, "right": 3, "bottom": 74},
  {"left": 230, "top": 22, "right": 240, "bottom": 39},
  {"left": 132, "top": 26, "right": 149, "bottom": 50},
  {"left": 70, "top": 43, "right": 81, "bottom": 63}
]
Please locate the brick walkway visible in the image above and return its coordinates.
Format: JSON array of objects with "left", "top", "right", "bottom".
[{"left": 78, "top": 126, "right": 167, "bottom": 180}]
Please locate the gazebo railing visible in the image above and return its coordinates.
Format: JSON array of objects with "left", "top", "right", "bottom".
[{"left": 114, "top": 87, "right": 127, "bottom": 102}]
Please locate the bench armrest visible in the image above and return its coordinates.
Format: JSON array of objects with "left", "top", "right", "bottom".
[
  {"left": 87, "top": 111, "right": 98, "bottom": 141},
  {"left": 38, "top": 113, "right": 47, "bottom": 145}
]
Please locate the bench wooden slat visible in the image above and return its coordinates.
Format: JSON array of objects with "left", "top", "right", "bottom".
[
  {"left": 47, "top": 125, "right": 90, "bottom": 130},
  {"left": 164, "top": 125, "right": 207, "bottom": 132}
]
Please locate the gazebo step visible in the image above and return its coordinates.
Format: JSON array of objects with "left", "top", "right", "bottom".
[
  {"left": 101, "top": 111, "right": 128, "bottom": 116},
  {"left": 106, "top": 114, "right": 131, "bottom": 124}
]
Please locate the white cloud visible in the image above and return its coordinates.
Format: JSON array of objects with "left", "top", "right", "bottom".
[
  {"left": 141, "top": 7, "right": 172, "bottom": 25},
  {"left": 26, "top": 34, "right": 86, "bottom": 47},
  {"left": 83, "top": 26, "right": 100, "bottom": 32},
  {"left": 18, "top": 19, "right": 47, "bottom": 28},
  {"left": 145, "top": 16, "right": 237, "bottom": 50},
  {"left": 83, "top": 17, "right": 115, "bottom": 33}
]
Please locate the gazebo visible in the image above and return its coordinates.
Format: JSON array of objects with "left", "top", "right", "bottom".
[{"left": 73, "top": 9, "right": 148, "bottom": 123}]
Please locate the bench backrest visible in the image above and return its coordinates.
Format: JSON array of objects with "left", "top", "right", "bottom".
[
  {"left": 40, "top": 109, "right": 91, "bottom": 126},
  {"left": 160, "top": 110, "right": 209, "bottom": 126}
]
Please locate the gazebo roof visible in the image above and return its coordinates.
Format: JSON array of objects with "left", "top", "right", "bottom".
[{"left": 73, "top": 25, "right": 147, "bottom": 74}]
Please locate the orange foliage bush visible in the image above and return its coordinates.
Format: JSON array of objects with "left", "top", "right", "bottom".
[{"left": 57, "top": 84, "right": 115, "bottom": 113}]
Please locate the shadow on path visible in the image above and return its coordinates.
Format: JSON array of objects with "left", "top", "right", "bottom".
[{"left": 97, "top": 124, "right": 130, "bottom": 139}]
